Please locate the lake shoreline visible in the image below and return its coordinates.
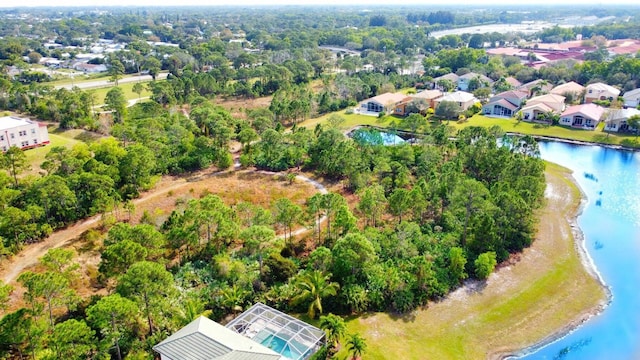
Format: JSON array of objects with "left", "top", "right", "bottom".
[{"left": 491, "top": 167, "right": 613, "bottom": 360}]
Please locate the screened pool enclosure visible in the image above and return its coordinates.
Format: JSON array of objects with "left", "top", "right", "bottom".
[{"left": 226, "top": 303, "right": 326, "bottom": 360}]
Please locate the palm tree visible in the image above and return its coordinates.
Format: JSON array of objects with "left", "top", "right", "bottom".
[
  {"left": 319, "top": 313, "right": 346, "bottom": 350},
  {"left": 290, "top": 270, "right": 339, "bottom": 319},
  {"left": 346, "top": 333, "right": 367, "bottom": 360}
]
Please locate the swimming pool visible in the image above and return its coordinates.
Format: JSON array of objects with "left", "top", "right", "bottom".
[{"left": 260, "top": 334, "right": 300, "bottom": 360}]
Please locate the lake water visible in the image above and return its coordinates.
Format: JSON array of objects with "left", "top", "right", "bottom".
[{"left": 520, "top": 141, "right": 640, "bottom": 359}]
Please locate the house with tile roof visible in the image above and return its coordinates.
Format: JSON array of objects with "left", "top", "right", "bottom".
[
  {"left": 457, "top": 72, "right": 493, "bottom": 91},
  {"left": 519, "top": 93, "right": 566, "bottom": 123},
  {"left": 482, "top": 90, "right": 528, "bottom": 117},
  {"left": 622, "top": 88, "right": 640, "bottom": 108},
  {"left": 434, "top": 91, "right": 478, "bottom": 111},
  {"left": 584, "top": 82, "right": 620, "bottom": 104},
  {"left": 518, "top": 79, "right": 553, "bottom": 97},
  {"left": 559, "top": 103, "right": 605, "bottom": 130},
  {"left": 410, "top": 89, "right": 443, "bottom": 109},
  {"left": 604, "top": 108, "right": 640, "bottom": 133},
  {"left": 432, "top": 73, "right": 459, "bottom": 91},
  {"left": 357, "top": 92, "right": 410, "bottom": 116},
  {"left": 550, "top": 81, "right": 585, "bottom": 103}
]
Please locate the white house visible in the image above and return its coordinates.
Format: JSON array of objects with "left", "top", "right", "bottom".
[
  {"left": 559, "top": 103, "right": 605, "bottom": 130},
  {"left": 550, "top": 81, "right": 585, "bottom": 102},
  {"left": 584, "top": 82, "right": 620, "bottom": 103},
  {"left": 622, "top": 88, "right": 640, "bottom": 108},
  {"left": 457, "top": 72, "right": 493, "bottom": 91},
  {"left": 434, "top": 91, "right": 478, "bottom": 111},
  {"left": 519, "top": 93, "right": 566, "bottom": 123},
  {"left": 0, "top": 116, "right": 50, "bottom": 152},
  {"left": 153, "top": 316, "right": 281, "bottom": 360},
  {"left": 605, "top": 108, "right": 640, "bottom": 133}
]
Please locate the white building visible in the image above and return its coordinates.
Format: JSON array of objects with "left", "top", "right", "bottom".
[{"left": 0, "top": 116, "right": 50, "bottom": 152}]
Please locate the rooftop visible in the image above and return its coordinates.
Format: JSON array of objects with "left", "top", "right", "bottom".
[
  {"left": 366, "top": 92, "right": 408, "bottom": 105},
  {"left": 153, "top": 316, "right": 281, "bottom": 360},
  {"left": 437, "top": 91, "right": 477, "bottom": 103},
  {"left": 586, "top": 82, "right": 620, "bottom": 96},
  {"left": 562, "top": 103, "right": 605, "bottom": 120},
  {"left": 0, "top": 116, "right": 33, "bottom": 131},
  {"left": 551, "top": 81, "right": 585, "bottom": 95}
]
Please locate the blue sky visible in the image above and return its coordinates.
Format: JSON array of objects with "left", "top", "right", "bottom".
[{"left": 0, "top": 0, "right": 636, "bottom": 7}]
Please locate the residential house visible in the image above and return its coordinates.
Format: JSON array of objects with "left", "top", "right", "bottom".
[
  {"left": 518, "top": 79, "right": 553, "bottom": 97},
  {"left": 604, "top": 108, "right": 640, "bottom": 132},
  {"left": 622, "top": 88, "right": 640, "bottom": 108},
  {"left": 457, "top": 72, "right": 493, "bottom": 91},
  {"left": 432, "top": 73, "right": 459, "bottom": 91},
  {"left": 482, "top": 90, "right": 528, "bottom": 117},
  {"left": 153, "top": 316, "right": 281, "bottom": 360},
  {"left": 154, "top": 303, "right": 325, "bottom": 360},
  {"left": 504, "top": 77, "right": 522, "bottom": 88},
  {"left": 434, "top": 91, "right": 478, "bottom": 111},
  {"left": 550, "top": 81, "right": 585, "bottom": 103},
  {"left": 72, "top": 62, "right": 108, "bottom": 73},
  {"left": 410, "top": 89, "right": 443, "bottom": 110},
  {"left": 519, "top": 93, "right": 566, "bottom": 122},
  {"left": 0, "top": 116, "right": 50, "bottom": 152},
  {"left": 584, "top": 82, "right": 620, "bottom": 103},
  {"left": 559, "top": 103, "right": 605, "bottom": 129},
  {"left": 357, "top": 92, "right": 410, "bottom": 116}
]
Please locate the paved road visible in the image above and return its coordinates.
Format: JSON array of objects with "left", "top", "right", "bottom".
[{"left": 55, "top": 72, "right": 168, "bottom": 90}]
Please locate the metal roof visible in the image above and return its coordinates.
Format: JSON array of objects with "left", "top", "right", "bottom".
[
  {"left": 153, "top": 316, "right": 280, "bottom": 360},
  {"left": 0, "top": 116, "right": 33, "bottom": 131}
]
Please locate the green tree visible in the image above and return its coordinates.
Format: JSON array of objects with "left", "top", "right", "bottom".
[
  {"left": 0, "top": 282, "right": 12, "bottom": 310},
  {"left": 86, "top": 294, "right": 138, "bottom": 360},
  {"left": 48, "top": 319, "right": 96, "bottom": 360},
  {"left": 99, "top": 240, "right": 148, "bottom": 279},
  {"left": 628, "top": 114, "right": 640, "bottom": 138},
  {"left": 449, "top": 247, "right": 467, "bottom": 284},
  {"left": 291, "top": 270, "right": 339, "bottom": 319},
  {"left": 240, "top": 225, "right": 275, "bottom": 276},
  {"left": 1, "top": 146, "right": 30, "bottom": 187},
  {"left": 388, "top": 188, "right": 411, "bottom": 223},
  {"left": 116, "top": 261, "right": 176, "bottom": 335},
  {"left": 346, "top": 333, "right": 367, "bottom": 360},
  {"left": 332, "top": 233, "right": 376, "bottom": 280},
  {"left": 273, "top": 198, "right": 303, "bottom": 245},
  {"left": 474, "top": 251, "right": 497, "bottom": 280},
  {"left": 108, "top": 59, "right": 125, "bottom": 86},
  {"left": 400, "top": 113, "right": 425, "bottom": 133},
  {"left": 357, "top": 185, "right": 386, "bottom": 228},
  {"left": 132, "top": 82, "right": 144, "bottom": 100},
  {"left": 104, "top": 87, "right": 127, "bottom": 123},
  {"left": 142, "top": 57, "right": 162, "bottom": 81},
  {"left": 18, "top": 270, "right": 77, "bottom": 328},
  {"left": 435, "top": 100, "right": 462, "bottom": 120},
  {"left": 319, "top": 313, "right": 346, "bottom": 350}
]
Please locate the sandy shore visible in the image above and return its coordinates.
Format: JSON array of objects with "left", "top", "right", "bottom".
[{"left": 493, "top": 168, "right": 612, "bottom": 359}]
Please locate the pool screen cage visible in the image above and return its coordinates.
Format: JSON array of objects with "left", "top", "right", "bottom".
[{"left": 226, "top": 303, "right": 326, "bottom": 360}]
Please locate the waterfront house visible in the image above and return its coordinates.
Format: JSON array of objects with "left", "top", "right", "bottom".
[
  {"left": 604, "top": 108, "right": 640, "bottom": 133},
  {"left": 482, "top": 90, "right": 528, "bottom": 117},
  {"left": 559, "top": 103, "right": 605, "bottom": 130},
  {"left": 622, "top": 88, "right": 640, "bottom": 108}
]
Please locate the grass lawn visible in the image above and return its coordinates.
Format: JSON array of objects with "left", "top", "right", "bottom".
[
  {"left": 23, "top": 128, "right": 105, "bottom": 175},
  {"left": 90, "top": 82, "right": 151, "bottom": 105},
  {"left": 299, "top": 111, "right": 640, "bottom": 148},
  {"left": 333, "top": 162, "right": 607, "bottom": 359}
]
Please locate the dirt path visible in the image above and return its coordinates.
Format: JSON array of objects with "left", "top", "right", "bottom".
[{"left": 0, "top": 164, "right": 328, "bottom": 285}]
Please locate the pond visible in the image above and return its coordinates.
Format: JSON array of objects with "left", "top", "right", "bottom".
[
  {"left": 520, "top": 141, "right": 640, "bottom": 359},
  {"left": 349, "top": 128, "right": 407, "bottom": 146}
]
